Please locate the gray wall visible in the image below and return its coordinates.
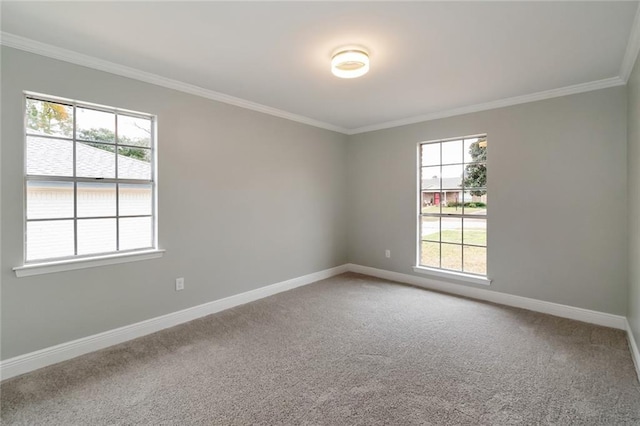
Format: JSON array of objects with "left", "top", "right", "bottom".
[
  {"left": 1, "top": 47, "right": 349, "bottom": 360},
  {"left": 347, "top": 87, "right": 628, "bottom": 315},
  {"left": 629, "top": 54, "right": 640, "bottom": 346},
  {"left": 1, "top": 46, "right": 633, "bottom": 361}
]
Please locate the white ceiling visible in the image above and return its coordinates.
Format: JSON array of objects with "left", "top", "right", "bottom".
[{"left": 2, "top": 1, "right": 639, "bottom": 133}]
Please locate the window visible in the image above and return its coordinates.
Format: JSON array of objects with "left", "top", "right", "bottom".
[
  {"left": 418, "top": 135, "right": 487, "bottom": 276},
  {"left": 24, "top": 94, "right": 156, "bottom": 262}
]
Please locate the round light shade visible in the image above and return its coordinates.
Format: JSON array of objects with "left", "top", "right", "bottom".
[{"left": 331, "top": 49, "right": 369, "bottom": 79}]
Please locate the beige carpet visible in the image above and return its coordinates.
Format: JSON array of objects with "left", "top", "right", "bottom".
[{"left": 2, "top": 273, "right": 640, "bottom": 425}]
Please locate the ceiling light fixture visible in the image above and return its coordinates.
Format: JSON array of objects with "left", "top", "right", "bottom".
[{"left": 331, "top": 48, "right": 369, "bottom": 79}]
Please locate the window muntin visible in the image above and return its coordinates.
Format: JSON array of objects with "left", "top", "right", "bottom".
[
  {"left": 24, "top": 94, "right": 156, "bottom": 262},
  {"left": 418, "top": 135, "right": 487, "bottom": 276}
]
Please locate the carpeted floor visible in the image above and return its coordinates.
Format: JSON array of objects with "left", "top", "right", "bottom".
[{"left": 2, "top": 273, "right": 640, "bottom": 425}]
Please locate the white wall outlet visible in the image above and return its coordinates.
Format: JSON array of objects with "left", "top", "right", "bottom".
[
  {"left": 175, "top": 277, "right": 185, "bottom": 291},
  {"left": 385, "top": 249, "right": 391, "bottom": 258}
]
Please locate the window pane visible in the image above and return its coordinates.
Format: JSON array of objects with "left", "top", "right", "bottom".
[
  {"left": 442, "top": 164, "right": 463, "bottom": 190},
  {"left": 463, "top": 162, "right": 486, "bottom": 191},
  {"left": 441, "top": 140, "right": 463, "bottom": 165},
  {"left": 27, "top": 181, "right": 73, "bottom": 219},
  {"left": 77, "top": 218, "right": 116, "bottom": 255},
  {"left": 462, "top": 191, "right": 487, "bottom": 216},
  {"left": 463, "top": 218, "right": 487, "bottom": 246},
  {"left": 77, "top": 182, "right": 116, "bottom": 217},
  {"left": 26, "top": 220, "right": 74, "bottom": 261},
  {"left": 464, "top": 138, "right": 478, "bottom": 163},
  {"left": 441, "top": 217, "right": 462, "bottom": 244},
  {"left": 119, "top": 217, "right": 152, "bottom": 251},
  {"left": 118, "top": 147, "right": 151, "bottom": 180},
  {"left": 441, "top": 243, "right": 462, "bottom": 271},
  {"left": 421, "top": 216, "right": 440, "bottom": 241},
  {"left": 25, "top": 99, "right": 72, "bottom": 138},
  {"left": 26, "top": 136, "right": 73, "bottom": 177},
  {"left": 77, "top": 107, "right": 115, "bottom": 143},
  {"left": 119, "top": 184, "right": 152, "bottom": 216},
  {"left": 420, "top": 241, "right": 440, "bottom": 268},
  {"left": 464, "top": 138, "right": 487, "bottom": 163},
  {"left": 421, "top": 143, "right": 440, "bottom": 167},
  {"left": 441, "top": 202, "right": 463, "bottom": 215},
  {"left": 76, "top": 142, "right": 115, "bottom": 178},
  {"left": 464, "top": 245, "right": 486, "bottom": 275},
  {"left": 421, "top": 166, "right": 440, "bottom": 188},
  {"left": 118, "top": 115, "right": 151, "bottom": 148},
  {"left": 421, "top": 194, "right": 441, "bottom": 214}
]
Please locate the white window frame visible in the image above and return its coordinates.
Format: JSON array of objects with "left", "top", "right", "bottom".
[
  {"left": 414, "top": 134, "right": 491, "bottom": 286},
  {"left": 14, "top": 92, "right": 163, "bottom": 276}
]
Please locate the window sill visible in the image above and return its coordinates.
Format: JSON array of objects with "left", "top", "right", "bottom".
[
  {"left": 412, "top": 266, "right": 491, "bottom": 286},
  {"left": 13, "top": 249, "right": 165, "bottom": 278}
]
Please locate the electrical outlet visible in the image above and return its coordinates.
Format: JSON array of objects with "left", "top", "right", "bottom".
[
  {"left": 175, "top": 277, "right": 185, "bottom": 291},
  {"left": 385, "top": 249, "right": 391, "bottom": 258}
]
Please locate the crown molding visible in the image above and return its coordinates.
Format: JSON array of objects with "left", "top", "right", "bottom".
[
  {"left": 346, "top": 76, "right": 626, "bottom": 135},
  {"left": 620, "top": 2, "right": 640, "bottom": 83},
  {"left": 0, "top": 32, "right": 349, "bottom": 135},
  {"left": 0, "top": 31, "right": 628, "bottom": 137}
]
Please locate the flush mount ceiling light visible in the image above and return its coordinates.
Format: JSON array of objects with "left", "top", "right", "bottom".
[{"left": 331, "top": 48, "right": 369, "bottom": 79}]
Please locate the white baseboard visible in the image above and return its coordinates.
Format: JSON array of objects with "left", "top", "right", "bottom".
[
  {"left": 347, "top": 264, "right": 627, "bottom": 330},
  {"left": 1, "top": 263, "right": 629, "bottom": 382},
  {"left": 626, "top": 320, "right": 640, "bottom": 383},
  {"left": 0, "top": 264, "right": 349, "bottom": 381}
]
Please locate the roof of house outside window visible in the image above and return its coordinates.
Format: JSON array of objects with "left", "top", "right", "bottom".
[
  {"left": 421, "top": 177, "right": 463, "bottom": 191},
  {"left": 27, "top": 136, "right": 150, "bottom": 179}
]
